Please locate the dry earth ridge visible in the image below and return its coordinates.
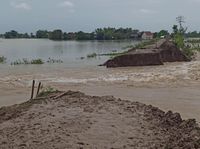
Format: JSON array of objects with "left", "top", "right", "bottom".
[{"left": 0, "top": 91, "right": 200, "bottom": 149}]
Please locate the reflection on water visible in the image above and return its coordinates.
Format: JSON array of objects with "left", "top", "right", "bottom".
[{"left": 0, "top": 39, "right": 140, "bottom": 67}]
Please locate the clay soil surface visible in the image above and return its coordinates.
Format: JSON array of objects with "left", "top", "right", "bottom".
[{"left": 0, "top": 91, "right": 200, "bottom": 149}]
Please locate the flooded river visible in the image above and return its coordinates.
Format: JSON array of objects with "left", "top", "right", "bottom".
[{"left": 0, "top": 39, "right": 200, "bottom": 122}]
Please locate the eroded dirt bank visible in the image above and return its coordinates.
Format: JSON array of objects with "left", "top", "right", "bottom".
[
  {"left": 103, "top": 40, "right": 189, "bottom": 68},
  {"left": 0, "top": 91, "right": 200, "bottom": 149}
]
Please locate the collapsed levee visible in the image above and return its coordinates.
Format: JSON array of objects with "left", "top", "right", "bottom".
[
  {"left": 159, "top": 40, "right": 190, "bottom": 62},
  {"left": 102, "top": 40, "right": 190, "bottom": 68},
  {"left": 104, "top": 51, "right": 163, "bottom": 68}
]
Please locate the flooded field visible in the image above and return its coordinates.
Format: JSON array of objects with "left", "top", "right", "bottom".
[{"left": 0, "top": 39, "right": 200, "bottom": 122}]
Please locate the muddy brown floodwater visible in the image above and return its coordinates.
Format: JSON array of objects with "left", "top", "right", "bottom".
[{"left": 0, "top": 60, "right": 200, "bottom": 123}]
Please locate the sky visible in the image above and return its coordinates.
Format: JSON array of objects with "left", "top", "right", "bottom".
[{"left": 0, "top": 0, "right": 200, "bottom": 33}]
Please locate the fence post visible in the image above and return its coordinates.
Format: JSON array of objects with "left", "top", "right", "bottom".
[
  {"left": 36, "top": 82, "right": 41, "bottom": 98},
  {"left": 30, "top": 80, "right": 35, "bottom": 100}
]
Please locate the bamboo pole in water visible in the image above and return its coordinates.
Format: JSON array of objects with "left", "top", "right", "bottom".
[
  {"left": 31, "top": 80, "right": 35, "bottom": 100},
  {"left": 36, "top": 82, "right": 41, "bottom": 97}
]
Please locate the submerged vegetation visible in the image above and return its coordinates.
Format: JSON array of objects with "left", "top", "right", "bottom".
[
  {"left": 9, "top": 58, "right": 63, "bottom": 65},
  {"left": 0, "top": 56, "right": 6, "bottom": 63},
  {"left": 85, "top": 39, "right": 158, "bottom": 59},
  {"left": 47, "top": 58, "right": 63, "bottom": 63},
  {"left": 87, "top": 53, "right": 97, "bottom": 58},
  {"left": 11, "top": 58, "right": 44, "bottom": 65}
]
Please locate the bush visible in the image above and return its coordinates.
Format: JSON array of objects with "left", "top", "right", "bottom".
[
  {"left": 182, "top": 48, "right": 194, "bottom": 59},
  {"left": 38, "top": 86, "right": 58, "bottom": 97},
  {"left": 174, "top": 33, "right": 184, "bottom": 48},
  {"left": 0, "top": 56, "right": 6, "bottom": 63},
  {"left": 87, "top": 53, "right": 97, "bottom": 58}
]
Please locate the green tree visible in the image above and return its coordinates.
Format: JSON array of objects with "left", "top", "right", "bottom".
[
  {"left": 30, "top": 33, "right": 35, "bottom": 38},
  {"left": 172, "top": 25, "right": 178, "bottom": 34},
  {"left": 4, "top": 30, "right": 19, "bottom": 38},
  {"left": 95, "top": 28, "right": 104, "bottom": 40},
  {"left": 172, "top": 16, "right": 187, "bottom": 49},
  {"left": 49, "top": 29, "right": 63, "bottom": 40},
  {"left": 36, "top": 30, "right": 49, "bottom": 38},
  {"left": 157, "top": 30, "right": 169, "bottom": 38},
  {"left": 76, "top": 31, "right": 94, "bottom": 40}
]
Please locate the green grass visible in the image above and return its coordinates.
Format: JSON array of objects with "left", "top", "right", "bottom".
[
  {"left": 122, "top": 39, "right": 158, "bottom": 50},
  {"left": 98, "top": 51, "right": 127, "bottom": 57},
  {"left": 37, "top": 86, "right": 58, "bottom": 97},
  {"left": 11, "top": 58, "right": 44, "bottom": 65}
]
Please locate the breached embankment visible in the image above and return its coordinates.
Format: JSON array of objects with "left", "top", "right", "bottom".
[
  {"left": 0, "top": 91, "right": 200, "bottom": 148},
  {"left": 103, "top": 40, "right": 190, "bottom": 68}
]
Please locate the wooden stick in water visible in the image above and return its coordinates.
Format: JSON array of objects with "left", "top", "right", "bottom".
[
  {"left": 36, "top": 82, "right": 41, "bottom": 97},
  {"left": 31, "top": 80, "right": 35, "bottom": 100}
]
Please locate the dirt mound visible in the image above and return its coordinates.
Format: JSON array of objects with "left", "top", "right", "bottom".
[
  {"left": 159, "top": 40, "right": 190, "bottom": 62},
  {"left": 0, "top": 91, "right": 200, "bottom": 149},
  {"left": 103, "top": 52, "right": 163, "bottom": 68},
  {"left": 103, "top": 40, "right": 190, "bottom": 68}
]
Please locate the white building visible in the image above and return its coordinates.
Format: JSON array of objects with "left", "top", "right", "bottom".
[{"left": 142, "top": 32, "right": 154, "bottom": 40}]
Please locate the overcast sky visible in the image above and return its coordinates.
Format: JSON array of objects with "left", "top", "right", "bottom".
[{"left": 0, "top": 0, "right": 199, "bottom": 33}]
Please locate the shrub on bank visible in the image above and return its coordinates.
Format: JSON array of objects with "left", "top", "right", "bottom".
[{"left": 0, "top": 56, "right": 6, "bottom": 63}]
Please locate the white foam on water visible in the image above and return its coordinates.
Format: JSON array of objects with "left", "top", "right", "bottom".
[{"left": 1, "top": 61, "right": 200, "bottom": 86}]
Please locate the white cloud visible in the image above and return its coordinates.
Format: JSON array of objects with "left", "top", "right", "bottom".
[
  {"left": 10, "top": 1, "right": 31, "bottom": 10},
  {"left": 139, "top": 9, "right": 157, "bottom": 14},
  {"left": 58, "top": 1, "right": 75, "bottom": 13},
  {"left": 58, "top": 1, "right": 74, "bottom": 8}
]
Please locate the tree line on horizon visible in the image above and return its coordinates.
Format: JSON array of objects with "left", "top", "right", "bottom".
[
  {"left": 0, "top": 28, "right": 141, "bottom": 40},
  {"left": 0, "top": 27, "right": 200, "bottom": 40}
]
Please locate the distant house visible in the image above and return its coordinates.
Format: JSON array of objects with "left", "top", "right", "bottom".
[
  {"left": 141, "top": 32, "right": 154, "bottom": 40},
  {"left": 130, "top": 30, "right": 140, "bottom": 39}
]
